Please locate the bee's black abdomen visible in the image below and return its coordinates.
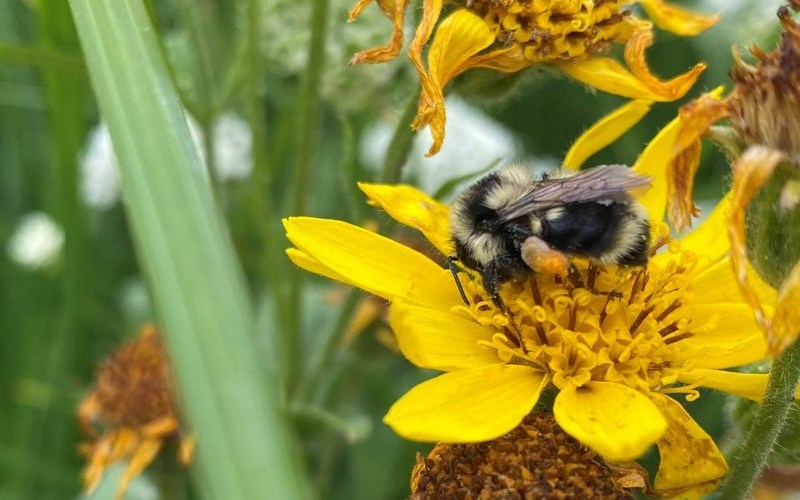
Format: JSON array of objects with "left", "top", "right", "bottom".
[
  {"left": 541, "top": 202, "right": 648, "bottom": 265},
  {"left": 616, "top": 218, "right": 650, "bottom": 266}
]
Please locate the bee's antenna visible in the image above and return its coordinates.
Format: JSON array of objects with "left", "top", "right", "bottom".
[{"left": 447, "top": 256, "right": 470, "bottom": 305}]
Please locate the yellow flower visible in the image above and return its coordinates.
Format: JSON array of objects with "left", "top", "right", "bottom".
[
  {"left": 78, "top": 326, "right": 194, "bottom": 499},
  {"left": 348, "top": 0, "right": 718, "bottom": 156},
  {"left": 286, "top": 101, "right": 795, "bottom": 495}
]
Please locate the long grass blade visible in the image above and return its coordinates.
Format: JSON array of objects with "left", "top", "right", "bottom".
[{"left": 68, "top": 0, "right": 308, "bottom": 497}]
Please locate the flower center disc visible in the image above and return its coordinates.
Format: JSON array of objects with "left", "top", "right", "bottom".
[{"left": 460, "top": 259, "right": 694, "bottom": 392}]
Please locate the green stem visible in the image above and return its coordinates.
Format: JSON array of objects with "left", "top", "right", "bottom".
[
  {"left": 292, "top": 0, "right": 329, "bottom": 214},
  {"left": 717, "top": 340, "right": 800, "bottom": 499},
  {"left": 245, "top": 0, "right": 290, "bottom": 382},
  {"left": 380, "top": 91, "right": 419, "bottom": 184},
  {"left": 0, "top": 43, "right": 85, "bottom": 73},
  {"left": 287, "top": 0, "right": 330, "bottom": 396}
]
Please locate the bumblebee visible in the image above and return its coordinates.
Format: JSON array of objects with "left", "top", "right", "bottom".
[{"left": 449, "top": 164, "right": 651, "bottom": 310}]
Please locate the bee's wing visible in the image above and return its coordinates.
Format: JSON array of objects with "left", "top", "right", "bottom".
[{"left": 496, "top": 165, "right": 652, "bottom": 223}]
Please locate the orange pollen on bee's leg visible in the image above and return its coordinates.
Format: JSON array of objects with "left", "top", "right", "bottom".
[{"left": 521, "top": 236, "right": 571, "bottom": 275}]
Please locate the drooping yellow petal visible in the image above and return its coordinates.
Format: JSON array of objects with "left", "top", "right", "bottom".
[
  {"left": 677, "top": 368, "right": 800, "bottom": 402},
  {"left": 623, "top": 29, "right": 707, "bottom": 101},
  {"left": 408, "top": 0, "right": 444, "bottom": 148},
  {"left": 654, "top": 192, "right": 731, "bottom": 270},
  {"left": 562, "top": 100, "right": 653, "bottom": 171},
  {"left": 632, "top": 115, "right": 681, "bottom": 224},
  {"left": 557, "top": 30, "right": 705, "bottom": 102},
  {"left": 465, "top": 45, "right": 531, "bottom": 74},
  {"left": 384, "top": 364, "right": 548, "bottom": 442},
  {"left": 284, "top": 217, "right": 459, "bottom": 306},
  {"left": 650, "top": 394, "right": 727, "bottom": 496},
  {"left": 557, "top": 57, "right": 670, "bottom": 101},
  {"left": 553, "top": 382, "right": 667, "bottom": 461},
  {"left": 671, "top": 304, "right": 769, "bottom": 369},
  {"left": 117, "top": 438, "right": 163, "bottom": 499},
  {"left": 669, "top": 87, "right": 729, "bottom": 230},
  {"left": 728, "top": 146, "right": 786, "bottom": 352},
  {"left": 414, "top": 9, "right": 495, "bottom": 156},
  {"left": 358, "top": 182, "right": 453, "bottom": 255},
  {"left": 349, "top": 0, "right": 408, "bottom": 64},
  {"left": 389, "top": 300, "right": 498, "bottom": 371},
  {"left": 639, "top": 0, "right": 721, "bottom": 37},
  {"left": 771, "top": 261, "right": 800, "bottom": 352}
]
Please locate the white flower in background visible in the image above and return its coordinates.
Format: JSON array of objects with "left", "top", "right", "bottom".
[
  {"left": 360, "top": 97, "right": 524, "bottom": 197},
  {"left": 80, "top": 123, "right": 121, "bottom": 210},
  {"left": 260, "top": 0, "right": 409, "bottom": 113},
  {"left": 79, "top": 112, "right": 250, "bottom": 209},
  {"left": 7, "top": 212, "right": 64, "bottom": 270},
  {"left": 213, "top": 113, "right": 252, "bottom": 181}
]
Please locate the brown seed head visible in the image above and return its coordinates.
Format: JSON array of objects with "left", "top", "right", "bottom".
[
  {"left": 729, "top": 2, "right": 800, "bottom": 164},
  {"left": 93, "top": 325, "right": 178, "bottom": 428},
  {"left": 410, "top": 412, "right": 640, "bottom": 499}
]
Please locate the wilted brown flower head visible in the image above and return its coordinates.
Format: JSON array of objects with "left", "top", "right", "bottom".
[
  {"left": 729, "top": 0, "right": 800, "bottom": 165},
  {"left": 78, "top": 325, "right": 193, "bottom": 498},
  {"left": 410, "top": 412, "right": 645, "bottom": 499}
]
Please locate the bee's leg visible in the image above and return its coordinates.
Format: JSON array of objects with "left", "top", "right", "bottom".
[
  {"left": 482, "top": 257, "right": 528, "bottom": 354},
  {"left": 566, "top": 263, "right": 585, "bottom": 289},
  {"left": 447, "top": 256, "right": 470, "bottom": 305}
]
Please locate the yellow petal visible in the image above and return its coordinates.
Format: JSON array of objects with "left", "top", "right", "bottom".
[
  {"left": 553, "top": 382, "right": 667, "bottom": 461},
  {"left": 358, "top": 182, "right": 453, "bottom": 255},
  {"left": 632, "top": 114, "right": 681, "bottom": 224},
  {"left": 623, "top": 29, "right": 707, "bottom": 101},
  {"left": 389, "top": 300, "right": 498, "bottom": 371},
  {"left": 669, "top": 87, "right": 729, "bottom": 230},
  {"left": 286, "top": 248, "right": 349, "bottom": 284},
  {"left": 558, "top": 57, "right": 670, "bottom": 101},
  {"left": 466, "top": 45, "right": 531, "bottom": 73},
  {"left": 654, "top": 192, "right": 731, "bottom": 270},
  {"left": 639, "top": 0, "right": 721, "bottom": 37},
  {"left": 407, "top": 0, "right": 444, "bottom": 149},
  {"left": 117, "top": 438, "right": 163, "bottom": 499},
  {"left": 728, "top": 146, "right": 786, "bottom": 351},
  {"left": 557, "top": 31, "right": 705, "bottom": 102},
  {"left": 650, "top": 394, "right": 727, "bottom": 496},
  {"left": 562, "top": 100, "right": 653, "bottom": 171},
  {"left": 771, "top": 261, "right": 800, "bottom": 352},
  {"left": 692, "top": 257, "right": 777, "bottom": 307},
  {"left": 348, "top": 0, "right": 408, "bottom": 64},
  {"left": 671, "top": 304, "right": 769, "bottom": 369},
  {"left": 283, "top": 217, "right": 459, "bottom": 305},
  {"left": 384, "top": 365, "right": 548, "bottom": 442},
  {"left": 676, "top": 368, "right": 800, "bottom": 402},
  {"left": 414, "top": 8, "right": 493, "bottom": 156}
]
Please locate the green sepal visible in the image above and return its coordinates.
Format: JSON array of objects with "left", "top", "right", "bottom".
[{"left": 746, "top": 163, "right": 800, "bottom": 288}]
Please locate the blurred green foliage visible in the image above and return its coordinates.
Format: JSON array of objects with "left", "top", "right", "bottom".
[{"left": 0, "top": 0, "right": 788, "bottom": 498}]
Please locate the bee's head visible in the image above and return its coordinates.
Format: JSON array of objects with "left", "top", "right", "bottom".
[{"left": 450, "top": 166, "right": 533, "bottom": 269}]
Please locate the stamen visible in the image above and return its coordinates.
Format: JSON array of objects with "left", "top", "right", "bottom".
[
  {"left": 658, "top": 322, "right": 679, "bottom": 336},
  {"left": 529, "top": 274, "right": 543, "bottom": 305},
  {"left": 629, "top": 304, "right": 656, "bottom": 334},
  {"left": 663, "top": 332, "right": 693, "bottom": 345},
  {"left": 628, "top": 270, "right": 644, "bottom": 304},
  {"left": 587, "top": 262, "right": 598, "bottom": 290},
  {"left": 656, "top": 299, "right": 682, "bottom": 321}
]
